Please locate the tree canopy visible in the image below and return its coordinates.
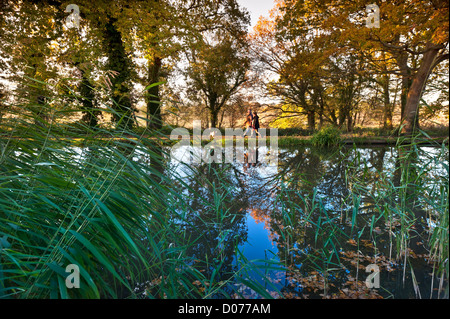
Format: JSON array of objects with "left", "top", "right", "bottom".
[
  {"left": 250, "top": 0, "right": 448, "bottom": 134},
  {"left": 0, "top": 0, "right": 448, "bottom": 135}
]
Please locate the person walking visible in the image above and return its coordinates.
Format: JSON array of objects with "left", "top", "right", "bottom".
[
  {"left": 242, "top": 109, "right": 253, "bottom": 137},
  {"left": 251, "top": 111, "right": 261, "bottom": 137}
]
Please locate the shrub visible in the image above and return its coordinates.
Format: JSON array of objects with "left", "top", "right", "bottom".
[{"left": 310, "top": 126, "right": 342, "bottom": 147}]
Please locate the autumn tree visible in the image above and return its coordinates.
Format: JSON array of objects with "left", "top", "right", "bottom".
[
  {"left": 278, "top": 0, "right": 449, "bottom": 135},
  {"left": 2, "top": 0, "right": 254, "bottom": 131},
  {"left": 250, "top": 3, "right": 367, "bottom": 132},
  {"left": 54, "top": 9, "right": 106, "bottom": 129},
  {"left": 183, "top": 30, "right": 250, "bottom": 128},
  {"left": 0, "top": 1, "right": 123, "bottom": 128},
  {"left": 2, "top": 1, "right": 64, "bottom": 125},
  {"left": 249, "top": 9, "right": 324, "bottom": 131},
  {"left": 363, "top": 50, "right": 398, "bottom": 130},
  {"left": 134, "top": 0, "right": 253, "bottom": 129}
]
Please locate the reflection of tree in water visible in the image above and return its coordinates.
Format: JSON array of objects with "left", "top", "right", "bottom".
[
  {"left": 266, "top": 147, "right": 352, "bottom": 296},
  {"left": 158, "top": 144, "right": 447, "bottom": 298},
  {"left": 174, "top": 161, "right": 249, "bottom": 297},
  {"left": 243, "top": 146, "right": 422, "bottom": 298}
]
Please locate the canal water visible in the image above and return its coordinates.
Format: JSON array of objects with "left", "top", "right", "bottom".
[{"left": 167, "top": 143, "right": 449, "bottom": 299}]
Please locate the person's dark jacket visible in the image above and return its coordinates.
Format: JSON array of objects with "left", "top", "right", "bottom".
[{"left": 252, "top": 115, "right": 260, "bottom": 130}]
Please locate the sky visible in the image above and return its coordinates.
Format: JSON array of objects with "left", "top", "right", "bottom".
[{"left": 236, "top": 0, "right": 275, "bottom": 29}]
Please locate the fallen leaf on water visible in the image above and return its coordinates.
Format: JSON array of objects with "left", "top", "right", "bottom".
[{"left": 348, "top": 239, "right": 357, "bottom": 246}]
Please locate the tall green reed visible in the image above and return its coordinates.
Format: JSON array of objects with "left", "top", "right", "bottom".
[
  {"left": 0, "top": 79, "right": 283, "bottom": 299},
  {"left": 273, "top": 170, "right": 349, "bottom": 296},
  {"left": 345, "top": 132, "right": 449, "bottom": 298}
]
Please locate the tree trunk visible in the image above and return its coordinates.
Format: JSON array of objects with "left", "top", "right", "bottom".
[
  {"left": 208, "top": 92, "right": 220, "bottom": 128},
  {"left": 395, "top": 52, "right": 411, "bottom": 121},
  {"left": 79, "top": 68, "right": 98, "bottom": 128},
  {"left": 307, "top": 110, "right": 315, "bottom": 131},
  {"left": 147, "top": 56, "right": 162, "bottom": 130},
  {"left": 103, "top": 16, "right": 133, "bottom": 130},
  {"left": 34, "top": 95, "right": 47, "bottom": 126},
  {"left": 218, "top": 109, "right": 225, "bottom": 128},
  {"left": 338, "top": 108, "right": 346, "bottom": 129},
  {"left": 346, "top": 109, "right": 353, "bottom": 132},
  {"left": 382, "top": 74, "right": 393, "bottom": 130},
  {"left": 318, "top": 103, "right": 324, "bottom": 130},
  {"left": 401, "top": 45, "right": 441, "bottom": 136},
  {"left": 209, "top": 108, "right": 218, "bottom": 128}
]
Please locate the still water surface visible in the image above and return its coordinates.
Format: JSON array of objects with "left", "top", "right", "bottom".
[{"left": 166, "top": 144, "right": 448, "bottom": 299}]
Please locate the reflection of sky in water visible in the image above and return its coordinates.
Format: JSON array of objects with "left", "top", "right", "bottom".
[
  {"left": 167, "top": 144, "right": 283, "bottom": 270},
  {"left": 240, "top": 213, "right": 278, "bottom": 260},
  {"left": 12, "top": 142, "right": 447, "bottom": 297},
  {"left": 166, "top": 145, "right": 447, "bottom": 269}
]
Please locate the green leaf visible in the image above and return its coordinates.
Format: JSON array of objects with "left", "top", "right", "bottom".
[
  {"left": 93, "top": 198, "right": 146, "bottom": 264},
  {"left": 144, "top": 81, "right": 166, "bottom": 91},
  {"left": 64, "top": 228, "right": 129, "bottom": 288}
]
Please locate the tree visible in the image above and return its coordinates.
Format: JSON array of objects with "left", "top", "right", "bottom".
[
  {"left": 327, "top": 53, "right": 365, "bottom": 131},
  {"left": 184, "top": 33, "right": 250, "bottom": 128},
  {"left": 101, "top": 13, "right": 134, "bottom": 129},
  {"left": 250, "top": 8, "right": 324, "bottom": 131},
  {"left": 128, "top": 0, "right": 251, "bottom": 129},
  {"left": 2, "top": 0, "right": 253, "bottom": 131},
  {"left": 250, "top": 3, "right": 367, "bottom": 132},
  {"left": 77, "top": 63, "right": 100, "bottom": 127},
  {"left": 2, "top": 1, "right": 62, "bottom": 125},
  {"left": 1, "top": 0, "right": 131, "bottom": 129},
  {"left": 278, "top": 0, "right": 449, "bottom": 135}
]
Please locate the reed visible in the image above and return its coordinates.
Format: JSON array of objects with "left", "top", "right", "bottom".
[
  {"left": 1, "top": 80, "right": 447, "bottom": 299},
  {"left": 345, "top": 132, "right": 449, "bottom": 298},
  {"left": 0, "top": 86, "right": 282, "bottom": 299}
]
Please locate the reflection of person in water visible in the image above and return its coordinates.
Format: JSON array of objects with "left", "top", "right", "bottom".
[
  {"left": 250, "top": 147, "right": 258, "bottom": 167},
  {"left": 244, "top": 145, "right": 259, "bottom": 170}
]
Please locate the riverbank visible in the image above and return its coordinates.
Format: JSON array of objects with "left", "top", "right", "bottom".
[
  {"left": 276, "top": 135, "right": 449, "bottom": 147},
  {"left": 2, "top": 134, "right": 448, "bottom": 147},
  {"left": 2, "top": 123, "right": 448, "bottom": 147}
]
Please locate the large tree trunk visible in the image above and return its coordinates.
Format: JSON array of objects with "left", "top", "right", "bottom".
[
  {"left": 103, "top": 16, "right": 133, "bottom": 130},
  {"left": 79, "top": 67, "right": 98, "bottom": 128},
  {"left": 147, "top": 56, "right": 162, "bottom": 130},
  {"left": 395, "top": 52, "right": 411, "bottom": 121},
  {"left": 318, "top": 101, "right": 324, "bottom": 130},
  {"left": 208, "top": 92, "right": 220, "bottom": 128},
  {"left": 401, "top": 45, "right": 441, "bottom": 136},
  {"left": 209, "top": 108, "right": 218, "bottom": 128},
  {"left": 307, "top": 110, "right": 315, "bottom": 131},
  {"left": 34, "top": 95, "right": 47, "bottom": 126},
  {"left": 346, "top": 109, "right": 353, "bottom": 132}
]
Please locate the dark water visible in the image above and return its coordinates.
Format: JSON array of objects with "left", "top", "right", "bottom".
[{"left": 167, "top": 143, "right": 449, "bottom": 299}]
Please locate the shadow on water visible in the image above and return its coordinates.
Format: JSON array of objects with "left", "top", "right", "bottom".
[{"left": 166, "top": 142, "right": 448, "bottom": 299}]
